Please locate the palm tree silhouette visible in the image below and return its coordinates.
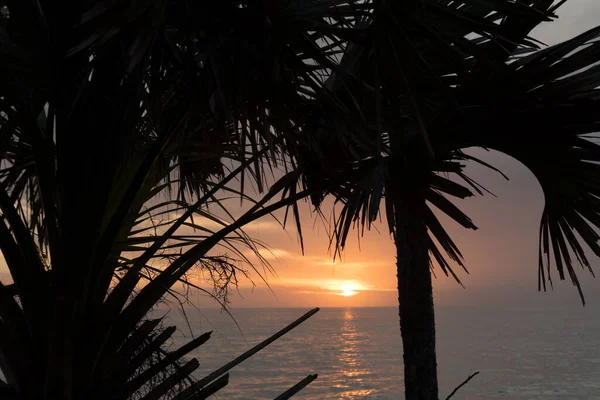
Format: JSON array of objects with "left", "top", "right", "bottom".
[{"left": 309, "top": 2, "right": 600, "bottom": 399}]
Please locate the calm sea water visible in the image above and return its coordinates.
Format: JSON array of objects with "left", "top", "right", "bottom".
[{"left": 156, "top": 307, "right": 600, "bottom": 399}]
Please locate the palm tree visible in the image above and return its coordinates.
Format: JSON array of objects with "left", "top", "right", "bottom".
[
  {"left": 307, "top": 1, "right": 600, "bottom": 399},
  {"left": 0, "top": 0, "right": 371, "bottom": 398}
]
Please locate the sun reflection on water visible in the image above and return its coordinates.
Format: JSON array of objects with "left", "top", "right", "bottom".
[{"left": 335, "top": 309, "right": 376, "bottom": 398}]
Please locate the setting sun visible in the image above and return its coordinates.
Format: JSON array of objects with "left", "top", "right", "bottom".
[
  {"left": 323, "top": 280, "right": 369, "bottom": 297},
  {"left": 339, "top": 282, "right": 360, "bottom": 297}
]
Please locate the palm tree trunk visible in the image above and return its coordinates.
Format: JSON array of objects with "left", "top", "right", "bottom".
[{"left": 392, "top": 192, "right": 439, "bottom": 400}]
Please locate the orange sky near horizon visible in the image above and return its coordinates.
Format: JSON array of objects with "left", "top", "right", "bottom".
[
  {"left": 186, "top": 149, "right": 600, "bottom": 309},
  {"left": 2, "top": 2, "right": 600, "bottom": 311}
]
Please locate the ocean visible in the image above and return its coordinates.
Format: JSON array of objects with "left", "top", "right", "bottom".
[{"left": 156, "top": 306, "right": 600, "bottom": 399}]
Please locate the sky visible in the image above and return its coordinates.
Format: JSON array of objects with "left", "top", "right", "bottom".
[{"left": 3, "top": 1, "right": 600, "bottom": 310}]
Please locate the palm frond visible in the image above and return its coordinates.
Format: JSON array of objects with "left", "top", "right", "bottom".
[{"left": 442, "top": 25, "right": 600, "bottom": 302}]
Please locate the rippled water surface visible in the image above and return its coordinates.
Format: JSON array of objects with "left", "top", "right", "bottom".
[{"left": 156, "top": 307, "right": 600, "bottom": 399}]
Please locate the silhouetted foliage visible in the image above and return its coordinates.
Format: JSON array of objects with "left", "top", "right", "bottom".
[
  {"left": 0, "top": 0, "right": 347, "bottom": 398},
  {"left": 3, "top": 0, "right": 600, "bottom": 399}
]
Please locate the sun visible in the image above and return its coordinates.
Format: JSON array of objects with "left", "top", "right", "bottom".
[
  {"left": 339, "top": 282, "right": 359, "bottom": 297},
  {"left": 325, "top": 280, "right": 367, "bottom": 297}
]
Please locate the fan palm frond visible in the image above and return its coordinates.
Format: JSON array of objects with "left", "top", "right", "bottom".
[{"left": 441, "top": 26, "right": 600, "bottom": 302}]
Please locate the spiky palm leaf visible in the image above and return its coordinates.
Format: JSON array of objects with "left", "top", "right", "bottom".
[
  {"left": 0, "top": 150, "right": 322, "bottom": 399},
  {"left": 1, "top": 0, "right": 347, "bottom": 398}
]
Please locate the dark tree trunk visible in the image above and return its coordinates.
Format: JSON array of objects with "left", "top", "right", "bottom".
[
  {"left": 387, "top": 119, "right": 438, "bottom": 400},
  {"left": 392, "top": 191, "right": 438, "bottom": 400}
]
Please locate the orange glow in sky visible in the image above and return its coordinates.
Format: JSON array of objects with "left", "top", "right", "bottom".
[
  {"left": 203, "top": 149, "right": 600, "bottom": 308},
  {"left": 340, "top": 286, "right": 358, "bottom": 297},
  {"left": 337, "top": 282, "right": 361, "bottom": 297}
]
